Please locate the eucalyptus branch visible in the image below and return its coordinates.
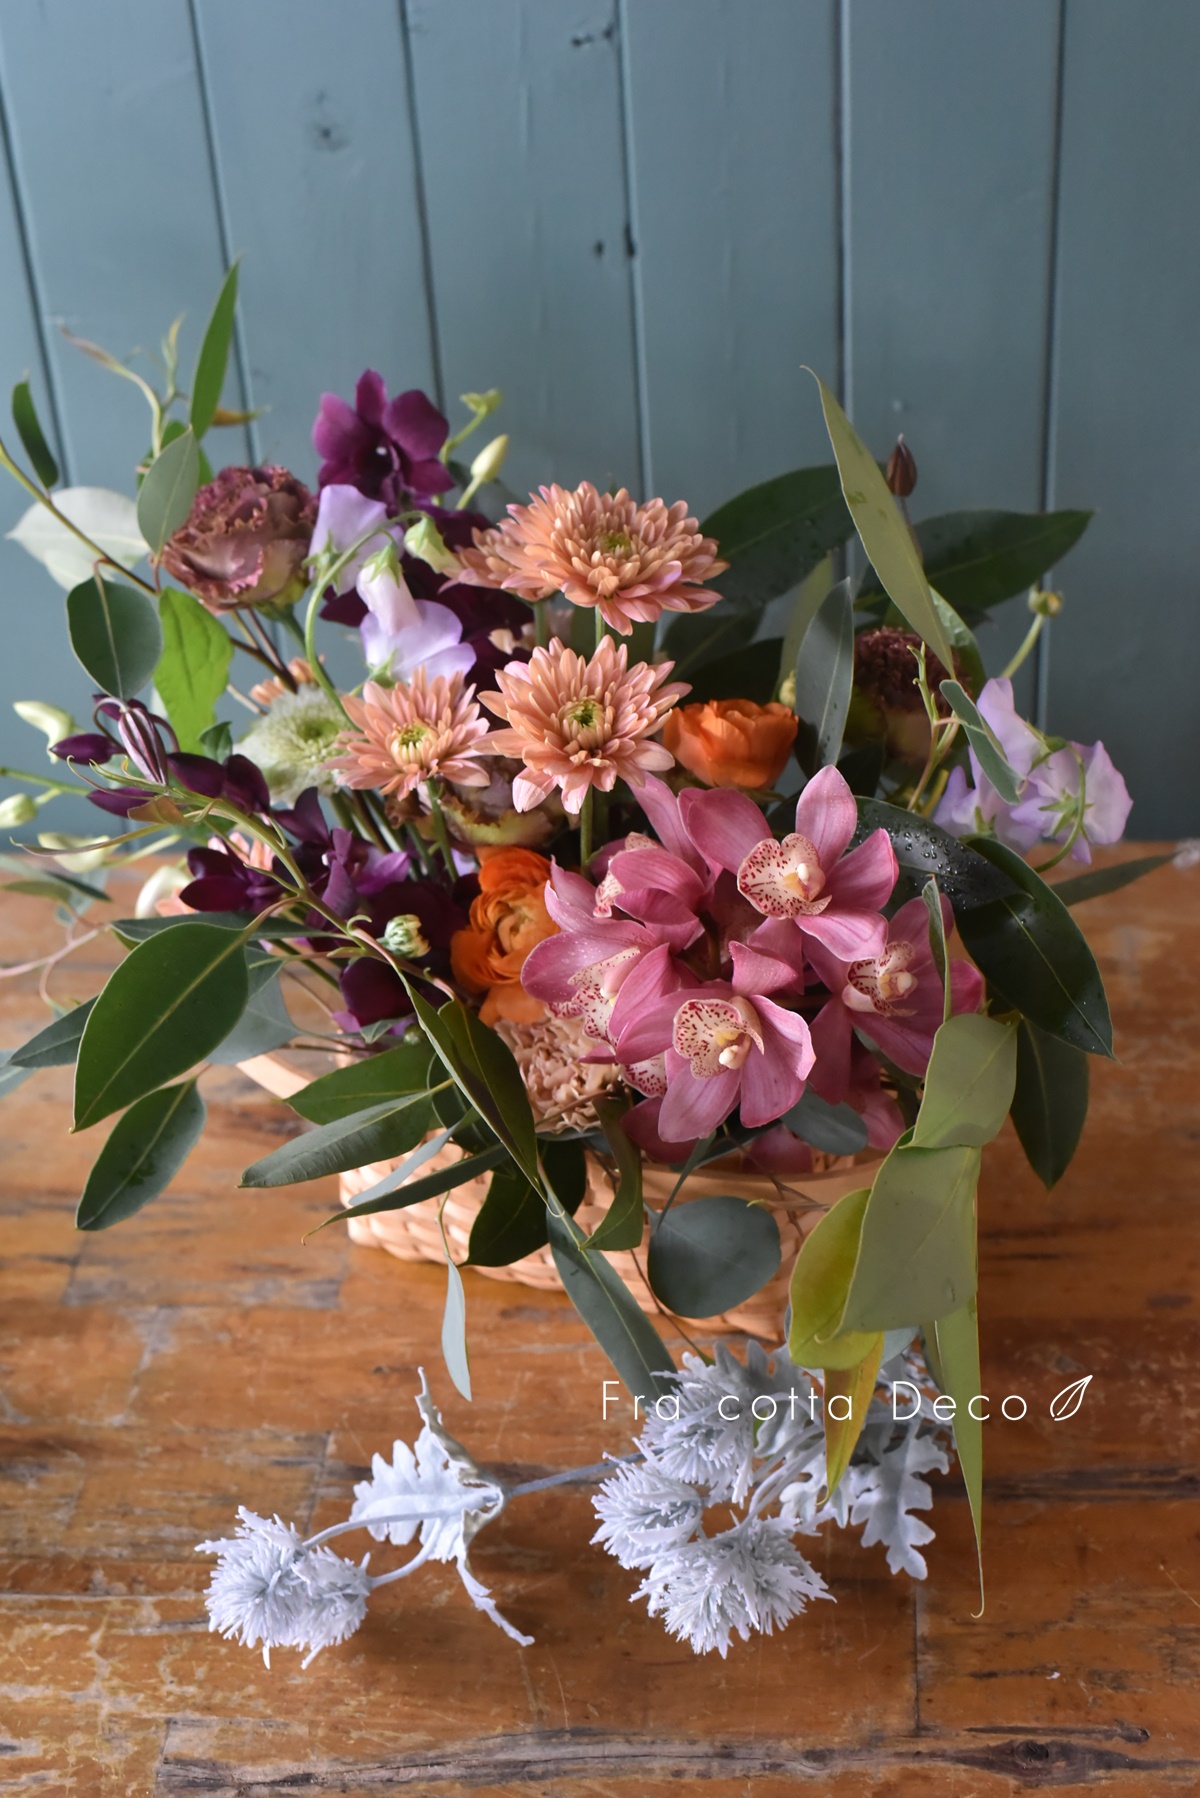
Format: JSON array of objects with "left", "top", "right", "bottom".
[{"left": 0, "top": 433, "right": 157, "bottom": 595}]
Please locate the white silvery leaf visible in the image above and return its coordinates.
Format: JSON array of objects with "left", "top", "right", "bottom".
[
  {"left": 847, "top": 1425, "right": 952, "bottom": 1580},
  {"left": 8, "top": 488, "right": 149, "bottom": 588}
]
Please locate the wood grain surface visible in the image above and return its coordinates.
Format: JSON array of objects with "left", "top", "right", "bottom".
[{"left": 1, "top": 848, "right": 1198, "bottom": 1795}]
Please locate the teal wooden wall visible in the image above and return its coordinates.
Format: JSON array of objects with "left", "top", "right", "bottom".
[{"left": 0, "top": 0, "right": 1195, "bottom": 836}]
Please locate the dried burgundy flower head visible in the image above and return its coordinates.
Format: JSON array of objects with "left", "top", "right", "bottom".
[
  {"left": 848, "top": 627, "right": 953, "bottom": 765},
  {"left": 159, "top": 465, "right": 317, "bottom": 613}
]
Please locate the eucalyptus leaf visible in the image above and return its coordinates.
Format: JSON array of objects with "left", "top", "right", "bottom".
[
  {"left": 190, "top": 263, "right": 240, "bottom": 438},
  {"left": 932, "top": 1299, "right": 984, "bottom": 1610},
  {"left": 920, "top": 877, "right": 950, "bottom": 1020},
  {"left": 585, "top": 1099, "right": 645, "bottom": 1251},
  {"left": 291, "top": 1038, "right": 433, "bottom": 1123},
  {"left": 112, "top": 911, "right": 309, "bottom": 943},
  {"left": 868, "top": 507, "right": 1093, "bottom": 618},
  {"left": 788, "top": 1186, "right": 881, "bottom": 1369},
  {"left": 793, "top": 576, "right": 854, "bottom": 774},
  {"left": 404, "top": 983, "right": 540, "bottom": 1184},
  {"left": 10, "top": 997, "right": 95, "bottom": 1070},
  {"left": 0, "top": 1049, "right": 33, "bottom": 1103},
  {"left": 67, "top": 575, "right": 163, "bottom": 699},
  {"left": 911, "top": 1014, "right": 1018, "bottom": 1150},
  {"left": 699, "top": 463, "right": 853, "bottom": 608},
  {"left": 8, "top": 487, "right": 148, "bottom": 589},
  {"left": 75, "top": 922, "right": 250, "bottom": 1129},
  {"left": 1010, "top": 1017, "right": 1089, "bottom": 1189},
  {"left": 548, "top": 1210, "right": 675, "bottom": 1401},
  {"left": 823, "top": 1338, "right": 885, "bottom": 1501},
  {"left": 777, "top": 554, "right": 833, "bottom": 696},
  {"left": 76, "top": 1079, "right": 205, "bottom": 1230},
  {"left": 839, "top": 1143, "right": 981, "bottom": 1333},
  {"left": 778, "top": 1087, "right": 868, "bottom": 1156},
  {"left": 939, "top": 680, "right": 1021, "bottom": 803},
  {"left": 240, "top": 1090, "right": 434, "bottom": 1187},
  {"left": 468, "top": 1161, "right": 550, "bottom": 1267},
  {"left": 440, "top": 1256, "right": 472, "bottom": 1401},
  {"left": 807, "top": 370, "right": 954, "bottom": 671},
  {"left": 137, "top": 428, "right": 200, "bottom": 555},
  {"left": 957, "top": 836, "right": 1113, "bottom": 1057},
  {"left": 663, "top": 607, "right": 765, "bottom": 679},
  {"left": 334, "top": 1142, "right": 507, "bottom": 1226},
  {"left": 646, "top": 1194, "right": 781, "bottom": 1318},
  {"left": 155, "top": 589, "right": 233, "bottom": 751},
  {"left": 12, "top": 379, "right": 59, "bottom": 488}
]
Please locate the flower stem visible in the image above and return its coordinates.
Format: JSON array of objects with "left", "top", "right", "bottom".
[
  {"left": 303, "top": 587, "right": 352, "bottom": 725},
  {"left": 1000, "top": 611, "right": 1046, "bottom": 683},
  {"left": 578, "top": 788, "right": 594, "bottom": 870},
  {"left": 425, "top": 779, "right": 458, "bottom": 879}
]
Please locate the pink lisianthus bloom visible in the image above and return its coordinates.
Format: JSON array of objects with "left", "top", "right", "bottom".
[
  {"left": 805, "top": 895, "right": 984, "bottom": 1094},
  {"left": 681, "top": 764, "right": 896, "bottom": 961}
]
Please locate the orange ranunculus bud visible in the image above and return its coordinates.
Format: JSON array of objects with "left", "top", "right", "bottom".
[
  {"left": 450, "top": 845, "right": 557, "bottom": 1024},
  {"left": 663, "top": 698, "right": 799, "bottom": 790}
]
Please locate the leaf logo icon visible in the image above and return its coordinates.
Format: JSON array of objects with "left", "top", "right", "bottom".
[{"left": 1049, "top": 1375, "right": 1093, "bottom": 1421}]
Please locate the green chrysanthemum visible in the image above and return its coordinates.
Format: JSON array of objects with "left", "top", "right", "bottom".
[{"left": 237, "top": 687, "right": 345, "bottom": 806}]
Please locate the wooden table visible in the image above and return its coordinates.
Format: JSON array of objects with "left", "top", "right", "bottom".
[{"left": 2, "top": 849, "right": 1198, "bottom": 1795}]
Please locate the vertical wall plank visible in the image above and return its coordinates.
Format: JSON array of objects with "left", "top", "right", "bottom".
[
  {"left": 1047, "top": 0, "right": 1199, "bottom": 837},
  {"left": 194, "top": 0, "right": 437, "bottom": 478},
  {"left": 0, "top": 0, "right": 246, "bottom": 486},
  {"left": 622, "top": 0, "right": 839, "bottom": 518},
  {"left": 406, "top": 0, "right": 641, "bottom": 499},
  {"left": 845, "top": 0, "right": 1062, "bottom": 686}
]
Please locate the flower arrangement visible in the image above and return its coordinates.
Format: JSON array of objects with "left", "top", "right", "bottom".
[{"left": 0, "top": 270, "right": 1159, "bottom": 1649}]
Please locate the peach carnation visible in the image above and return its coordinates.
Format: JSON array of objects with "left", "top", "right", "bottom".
[
  {"left": 328, "top": 668, "right": 491, "bottom": 800},
  {"left": 480, "top": 637, "right": 688, "bottom": 814},
  {"left": 457, "top": 481, "right": 727, "bottom": 635},
  {"left": 492, "top": 1012, "right": 622, "bottom": 1133}
]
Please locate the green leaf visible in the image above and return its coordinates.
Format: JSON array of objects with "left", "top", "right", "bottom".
[
  {"left": 137, "top": 427, "right": 200, "bottom": 555},
  {"left": 441, "top": 1256, "right": 472, "bottom": 1401},
  {"left": 74, "top": 922, "right": 250, "bottom": 1129},
  {"left": 873, "top": 508, "right": 1093, "bottom": 618},
  {"left": 685, "top": 637, "right": 784, "bottom": 705},
  {"left": 1010, "top": 1017, "right": 1089, "bottom": 1189},
  {"left": 911, "top": 1014, "right": 1018, "bottom": 1150},
  {"left": 585, "top": 1099, "right": 645, "bottom": 1251},
  {"left": 240, "top": 1090, "right": 434, "bottom": 1187},
  {"left": 200, "top": 720, "right": 233, "bottom": 761},
  {"left": 646, "top": 1194, "right": 781, "bottom": 1318},
  {"left": 548, "top": 1210, "right": 675, "bottom": 1400},
  {"left": 291, "top": 1038, "right": 433, "bottom": 1123},
  {"left": 839, "top": 1143, "right": 981, "bottom": 1333},
  {"left": 205, "top": 959, "right": 295, "bottom": 1064},
  {"left": 1048, "top": 853, "right": 1173, "bottom": 908},
  {"left": 788, "top": 1186, "right": 882, "bottom": 1369},
  {"left": 67, "top": 574, "right": 163, "bottom": 699},
  {"left": 404, "top": 984, "right": 540, "bottom": 1184},
  {"left": 930, "top": 588, "right": 986, "bottom": 697},
  {"left": 335, "top": 1141, "right": 506, "bottom": 1226},
  {"left": 663, "top": 607, "right": 767, "bottom": 680},
  {"left": 468, "top": 1160, "right": 551, "bottom": 1266},
  {"left": 823, "top": 1338, "right": 885, "bottom": 1501},
  {"left": 12, "top": 379, "right": 59, "bottom": 488},
  {"left": 190, "top": 263, "right": 240, "bottom": 439},
  {"left": 793, "top": 576, "right": 854, "bottom": 774},
  {"left": 699, "top": 464, "right": 852, "bottom": 608},
  {"left": 0, "top": 1049, "right": 33, "bottom": 1103},
  {"left": 921, "top": 877, "right": 951, "bottom": 1021},
  {"left": 852, "top": 799, "right": 1017, "bottom": 911},
  {"left": 3, "top": 868, "right": 108, "bottom": 907},
  {"left": 777, "top": 554, "right": 833, "bottom": 696},
  {"left": 957, "top": 836, "right": 1113, "bottom": 1057},
  {"left": 111, "top": 911, "right": 309, "bottom": 943},
  {"left": 932, "top": 1299, "right": 984, "bottom": 1611},
  {"left": 939, "top": 680, "right": 1021, "bottom": 804},
  {"left": 76, "top": 1079, "right": 205, "bottom": 1230},
  {"left": 777, "top": 1087, "right": 868, "bottom": 1156},
  {"left": 155, "top": 589, "right": 234, "bottom": 751},
  {"left": 807, "top": 370, "right": 954, "bottom": 672},
  {"left": 9, "top": 997, "right": 95, "bottom": 1070}
]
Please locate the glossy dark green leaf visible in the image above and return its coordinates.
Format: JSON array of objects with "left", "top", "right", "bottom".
[
  {"left": 647, "top": 1194, "right": 781, "bottom": 1318},
  {"left": 548, "top": 1210, "right": 675, "bottom": 1400},
  {"left": 327, "top": 1141, "right": 503, "bottom": 1231},
  {"left": 957, "top": 836, "right": 1113, "bottom": 1057},
  {"left": 404, "top": 983, "right": 540, "bottom": 1184},
  {"left": 137, "top": 427, "right": 199, "bottom": 555},
  {"left": 699, "top": 463, "right": 852, "bottom": 608},
  {"left": 12, "top": 379, "right": 59, "bottom": 487},
  {"left": 66, "top": 575, "right": 163, "bottom": 699},
  {"left": 852, "top": 798, "right": 1017, "bottom": 911},
  {"left": 777, "top": 1086, "right": 868, "bottom": 1156},
  {"left": 468, "top": 1160, "right": 551, "bottom": 1266},
  {"left": 808, "top": 370, "right": 954, "bottom": 671},
  {"left": 205, "top": 960, "right": 295, "bottom": 1064},
  {"left": 793, "top": 577, "right": 854, "bottom": 774},
  {"left": 10, "top": 997, "right": 95, "bottom": 1070},
  {"left": 75, "top": 922, "right": 250, "bottom": 1129},
  {"left": 291, "top": 1038, "right": 433, "bottom": 1123},
  {"left": 932, "top": 1299, "right": 984, "bottom": 1610},
  {"left": 112, "top": 912, "right": 308, "bottom": 943},
  {"left": 1010, "top": 1017, "right": 1089, "bottom": 1189},
  {"left": 840, "top": 1143, "right": 981, "bottom": 1333},
  {"left": 585, "top": 1100, "right": 645, "bottom": 1251},
  {"left": 1048, "top": 853, "right": 1172, "bottom": 909},
  {"left": 190, "top": 263, "right": 240, "bottom": 438},
  {"left": 869, "top": 507, "right": 1093, "bottom": 618},
  {"left": 939, "top": 680, "right": 1021, "bottom": 803},
  {"left": 684, "top": 638, "right": 784, "bottom": 705},
  {"left": 76, "top": 1079, "right": 205, "bottom": 1230},
  {"left": 240, "top": 1090, "right": 434, "bottom": 1187},
  {"left": 155, "top": 588, "right": 233, "bottom": 751}
]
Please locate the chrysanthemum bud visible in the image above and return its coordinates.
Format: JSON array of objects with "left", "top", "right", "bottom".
[
  {"left": 403, "top": 515, "right": 460, "bottom": 576},
  {"left": 469, "top": 434, "right": 509, "bottom": 488},
  {"left": 0, "top": 792, "right": 37, "bottom": 827},
  {"left": 382, "top": 913, "right": 431, "bottom": 958},
  {"left": 14, "top": 700, "right": 75, "bottom": 746},
  {"left": 1028, "top": 585, "right": 1063, "bottom": 617},
  {"left": 885, "top": 436, "right": 918, "bottom": 499}
]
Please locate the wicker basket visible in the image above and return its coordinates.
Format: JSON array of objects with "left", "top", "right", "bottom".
[{"left": 240, "top": 1051, "right": 875, "bottom": 1340}]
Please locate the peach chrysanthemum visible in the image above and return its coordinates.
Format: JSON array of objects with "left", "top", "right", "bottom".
[
  {"left": 480, "top": 636, "right": 688, "bottom": 814},
  {"left": 456, "top": 481, "right": 728, "bottom": 635},
  {"left": 328, "top": 668, "right": 491, "bottom": 800}
]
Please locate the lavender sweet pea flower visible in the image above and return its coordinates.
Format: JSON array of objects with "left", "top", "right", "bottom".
[
  {"left": 365, "top": 599, "right": 475, "bottom": 685},
  {"left": 310, "top": 485, "right": 399, "bottom": 591}
]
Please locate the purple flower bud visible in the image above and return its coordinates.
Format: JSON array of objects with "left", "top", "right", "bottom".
[
  {"left": 87, "top": 786, "right": 152, "bottom": 817},
  {"left": 159, "top": 465, "right": 317, "bottom": 613},
  {"left": 168, "top": 753, "right": 227, "bottom": 798},
  {"left": 51, "top": 732, "right": 116, "bottom": 763},
  {"left": 222, "top": 754, "right": 271, "bottom": 815}
]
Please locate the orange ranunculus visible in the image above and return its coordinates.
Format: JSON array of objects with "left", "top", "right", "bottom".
[
  {"left": 450, "top": 845, "right": 557, "bottom": 1025},
  {"left": 663, "top": 698, "right": 799, "bottom": 790}
]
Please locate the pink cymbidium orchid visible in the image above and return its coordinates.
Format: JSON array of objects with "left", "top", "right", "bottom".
[
  {"left": 806, "top": 895, "right": 984, "bottom": 1093},
  {"left": 521, "top": 861, "right": 666, "bottom": 1041},
  {"left": 679, "top": 766, "right": 896, "bottom": 962}
]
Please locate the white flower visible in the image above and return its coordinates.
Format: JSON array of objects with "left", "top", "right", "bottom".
[
  {"left": 196, "top": 1507, "right": 371, "bottom": 1669},
  {"left": 236, "top": 686, "right": 345, "bottom": 805},
  {"left": 638, "top": 1342, "right": 780, "bottom": 1504},
  {"left": 636, "top": 1518, "right": 830, "bottom": 1658},
  {"left": 591, "top": 1455, "right": 704, "bottom": 1571}
]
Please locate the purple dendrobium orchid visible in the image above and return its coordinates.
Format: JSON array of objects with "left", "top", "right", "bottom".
[{"left": 312, "top": 373, "right": 451, "bottom": 508}]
